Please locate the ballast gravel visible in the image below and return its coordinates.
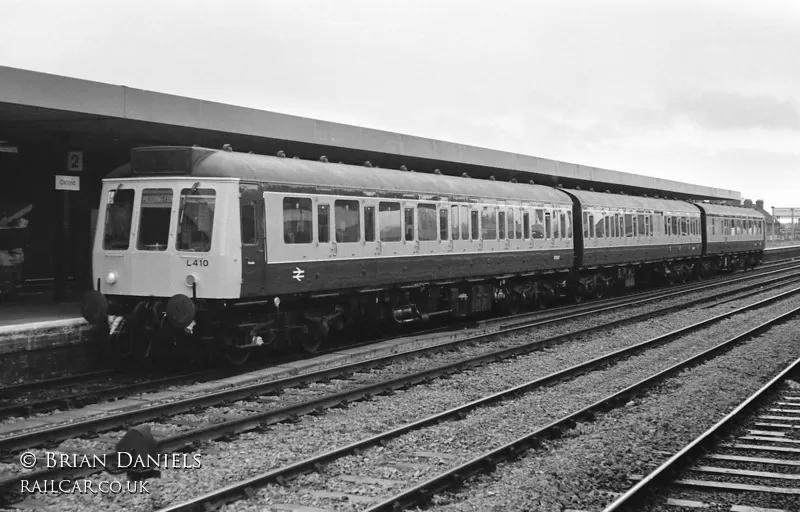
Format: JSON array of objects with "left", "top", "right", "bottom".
[
  {"left": 16, "top": 290, "right": 800, "bottom": 511},
  {"left": 429, "top": 319, "right": 800, "bottom": 512}
]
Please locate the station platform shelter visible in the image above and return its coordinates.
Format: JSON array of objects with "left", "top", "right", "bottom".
[{"left": 0, "top": 65, "right": 742, "bottom": 307}]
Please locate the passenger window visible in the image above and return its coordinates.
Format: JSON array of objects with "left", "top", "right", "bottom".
[
  {"left": 364, "top": 206, "right": 376, "bottom": 242},
  {"left": 545, "top": 212, "right": 552, "bottom": 239},
  {"left": 450, "top": 206, "right": 460, "bottom": 240},
  {"left": 240, "top": 201, "right": 257, "bottom": 245},
  {"left": 583, "top": 212, "right": 590, "bottom": 238},
  {"left": 481, "top": 207, "right": 497, "bottom": 240},
  {"left": 461, "top": 206, "right": 470, "bottom": 239},
  {"left": 624, "top": 214, "right": 633, "bottom": 237},
  {"left": 404, "top": 207, "right": 415, "bottom": 241},
  {"left": 595, "top": 213, "right": 605, "bottom": 238},
  {"left": 379, "top": 202, "right": 401, "bottom": 242},
  {"left": 470, "top": 210, "right": 479, "bottom": 240},
  {"left": 318, "top": 205, "right": 330, "bottom": 243},
  {"left": 418, "top": 204, "right": 437, "bottom": 241},
  {"left": 588, "top": 214, "right": 595, "bottom": 238},
  {"left": 283, "top": 197, "right": 313, "bottom": 244},
  {"left": 138, "top": 188, "right": 173, "bottom": 251},
  {"left": 515, "top": 209, "right": 523, "bottom": 239},
  {"left": 177, "top": 188, "right": 215, "bottom": 252},
  {"left": 644, "top": 215, "right": 650, "bottom": 237},
  {"left": 560, "top": 213, "right": 567, "bottom": 239},
  {"left": 439, "top": 208, "right": 449, "bottom": 240},
  {"left": 498, "top": 211, "right": 506, "bottom": 239},
  {"left": 637, "top": 215, "right": 645, "bottom": 237},
  {"left": 567, "top": 211, "right": 573, "bottom": 238},
  {"left": 335, "top": 199, "right": 360, "bottom": 243},
  {"left": 532, "top": 209, "right": 545, "bottom": 239},
  {"left": 103, "top": 188, "right": 135, "bottom": 250},
  {"left": 523, "top": 211, "right": 530, "bottom": 239}
]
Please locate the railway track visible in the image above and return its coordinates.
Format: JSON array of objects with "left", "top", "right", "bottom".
[
  {"left": 3, "top": 272, "right": 800, "bottom": 507},
  {"left": 603, "top": 357, "right": 800, "bottom": 512},
  {"left": 149, "top": 284, "right": 800, "bottom": 511},
  {"left": 3, "top": 262, "right": 799, "bottom": 421}
]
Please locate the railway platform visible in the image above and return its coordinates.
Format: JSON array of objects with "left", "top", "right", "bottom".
[
  {"left": 0, "top": 295, "right": 95, "bottom": 383},
  {"left": 763, "top": 243, "right": 800, "bottom": 263}
]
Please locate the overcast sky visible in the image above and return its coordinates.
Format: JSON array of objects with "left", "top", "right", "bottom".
[{"left": 1, "top": 0, "right": 798, "bottom": 216}]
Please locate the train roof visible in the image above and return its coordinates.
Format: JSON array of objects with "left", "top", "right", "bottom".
[
  {"left": 694, "top": 202, "right": 766, "bottom": 219},
  {"left": 564, "top": 189, "right": 700, "bottom": 214},
  {"left": 109, "top": 146, "right": 574, "bottom": 205}
]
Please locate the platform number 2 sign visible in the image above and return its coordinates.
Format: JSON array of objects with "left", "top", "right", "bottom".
[{"left": 67, "top": 151, "right": 83, "bottom": 172}]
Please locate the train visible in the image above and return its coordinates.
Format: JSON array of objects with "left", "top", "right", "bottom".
[{"left": 80, "top": 146, "right": 766, "bottom": 365}]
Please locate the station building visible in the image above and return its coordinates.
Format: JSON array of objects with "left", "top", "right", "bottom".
[{"left": 0, "top": 65, "right": 741, "bottom": 302}]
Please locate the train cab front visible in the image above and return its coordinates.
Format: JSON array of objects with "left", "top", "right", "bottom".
[{"left": 83, "top": 174, "right": 242, "bottom": 363}]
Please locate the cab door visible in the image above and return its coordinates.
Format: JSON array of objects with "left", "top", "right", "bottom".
[{"left": 239, "top": 184, "right": 266, "bottom": 296}]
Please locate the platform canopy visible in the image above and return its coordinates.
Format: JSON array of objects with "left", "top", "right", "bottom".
[{"left": 0, "top": 65, "right": 740, "bottom": 203}]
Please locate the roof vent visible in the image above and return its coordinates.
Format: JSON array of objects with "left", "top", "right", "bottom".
[
  {"left": 434, "top": 169, "right": 442, "bottom": 175},
  {"left": 529, "top": 180, "right": 535, "bottom": 185},
  {"left": 400, "top": 165, "right": 408, "bottom": 171},
  {"left": 222, "top": 144, "right": 233, "bottom": 151},
  {"left": 320, "top": 155, "right": 329, "bottom": 162},
  {"left": 510, "top": 178, "right": 518, "bottom": 183},
  {"left": 462, "top": 173, "right": 470, "bottom": 178},
  {"left": 277, "top": 150, "right": 286, "bottom": 158},
  {"left": 364, "top": 161, "right": 373, "bottom": 167},
  {"left": 489, "top": 176, "right": 496, "bottom": 181}
]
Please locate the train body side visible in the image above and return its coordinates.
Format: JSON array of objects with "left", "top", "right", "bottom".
[
  {"left": 694, "top": 202, "right": 766, "bottom": 257},
  {"left": 565, "top": 190, "right": 702, "bottom": 269}
]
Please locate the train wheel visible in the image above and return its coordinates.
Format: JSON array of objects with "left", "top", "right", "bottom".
[
  {"left": 502, "top": 292, "right": 522, "bottom": 315},
  {"left": 572, "top": 284, "right": 586, "bottom": 304},
  {"left": 301, "top": 321, "right": 328, "bottom": 354},
  {"left": 535, "top": 291, "right": 549, "bottom": 310},
  {"left": 225, "top": 346, "right": 250, "bottom": 366},
  {"left": 594, "top": 284, "right": 605, "bottom": 300},
  {"left": 218, "top": 334, "right": 251, "bottom": 366}
]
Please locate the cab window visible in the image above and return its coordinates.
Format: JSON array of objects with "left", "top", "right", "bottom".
[
  {"left": 176, "top": 188, "right": 215, "bottom": 252},
  {"left": 138, "top": 188, "right": 173, "bottom": 251},
  {"left": 103, "top": 188, "right": 135, "bottom": 250}
]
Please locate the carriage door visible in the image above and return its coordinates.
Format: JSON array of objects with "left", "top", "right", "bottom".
[{"left": 239, "top": 184, "right": 266, "bottom": 295}]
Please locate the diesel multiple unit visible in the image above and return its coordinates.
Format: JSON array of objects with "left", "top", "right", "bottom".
[{"left": 81, "top": 146, "right": 766, "bottom": 365}]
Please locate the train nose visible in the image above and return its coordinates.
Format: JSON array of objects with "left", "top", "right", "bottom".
[{"left": 81, "top": 290, "right": 109, "bottom": 325}]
